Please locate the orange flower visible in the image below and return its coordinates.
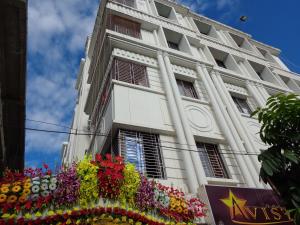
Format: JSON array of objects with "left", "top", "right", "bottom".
[
  {"left": 0, "top": 194, "right": 7, "bottom": 203},
  {"left": 0, "top": 186, "right": 9, "bottom": 194},
  {"left": 18, "top": 195, "right": 27, "bottom": 203},
  {"left": 12, "top": 185, "right": 21, "bottom": 193},
  {"left": 177, "top": 206, "right": 183, "bottom": 213},
  {"left": 7, "top": 195, "right": 17, "bottom": 203}
]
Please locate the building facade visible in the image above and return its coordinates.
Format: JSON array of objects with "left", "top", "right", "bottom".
[
  {"left": 62, "top": 0, "right": 300, "bottom": 224},
  {"left": 0, "top": 0, "right": 27, "bottom": 172}
]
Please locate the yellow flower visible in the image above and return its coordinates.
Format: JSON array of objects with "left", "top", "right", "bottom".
[
  {"left": 0, "top": 194, "right": 7, "bottom": 203},
  {"left": 7, "top": 195, "right": 17, "bottom": 203},
  {"left": 122, "top": 216, "right": 127, "bottom": 222},
  {"left": 22, "top": 188, "right": 30, "bottom": 196},
  {"left": 24, "top": 213, "right": 32, "bottom": 219},
  {"left": 13, "top": 181, "right": 21, "bottom": 186},
  {"left": 1, "top": 213, "right": 11, "bottom": 219},
  {"left": 0, "top": 186, "right": 9, "bottom": 194},
  {"left": 23, "top": 182, "right": 31, "bottom": 189},
  {"left": 12, "top": 185, "right": 21, "bottom": 193},
  {"left": 35, "top": 212, "right": 42, "bottom": 217}
]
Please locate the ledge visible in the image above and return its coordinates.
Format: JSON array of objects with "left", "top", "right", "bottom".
[{"left": 206, "top": 177, "right": 239, "bottom": 186}]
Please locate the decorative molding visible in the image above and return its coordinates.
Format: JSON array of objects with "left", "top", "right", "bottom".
[
  {"left": 107, "top": 2, "right": 196, "bottom": 37},
  {"left": 112, "top": 48, "right": 158, "bottom": 67},
  {"left": 185, "top": 105, "right": 213, "bottom": 132},
  {"left": 224, "top": 83, "right": 248, "bottom": 96},
  {"left": 172, "top": 64, "right": 197, "bottom": 77}
]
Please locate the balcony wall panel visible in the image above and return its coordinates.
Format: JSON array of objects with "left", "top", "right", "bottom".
[{"left": 113, "top": 84, "right": 174, "bottom": 132}]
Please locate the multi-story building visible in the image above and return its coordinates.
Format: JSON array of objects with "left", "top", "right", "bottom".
[{"left": 62, "top": 0, "right": 299, "bottom": 224}]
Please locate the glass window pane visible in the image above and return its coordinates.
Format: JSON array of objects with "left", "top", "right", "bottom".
[{"left": 125, "top": 136, "right": 145, "bottom": 173}]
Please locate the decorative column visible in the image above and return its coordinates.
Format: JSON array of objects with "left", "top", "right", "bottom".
[
  {"left": 212, "top": 73, "right": 263, "bottom": 181},
  {"left": 196, "top": 64, "right": 257, "bottom": 187},
  {"left": 246, "top": 81, "right": 266, "bottom": 108},
  {"left": 257, "top": 84, "right": 270, "bottom": 103},
  {"left": 157, "top": 51, "right": 199, "bottom": 193},
  {"left": 163, "top": 53, "right": 208, "bottom": 186}
]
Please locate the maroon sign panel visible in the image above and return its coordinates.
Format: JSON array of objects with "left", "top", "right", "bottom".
[{"left": 205, "top": 185, "right": 294, "bottom": 225}]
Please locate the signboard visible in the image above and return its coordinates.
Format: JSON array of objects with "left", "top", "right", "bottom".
[{"left": 205, "top": 185, "right": 294, "bottom": 225}]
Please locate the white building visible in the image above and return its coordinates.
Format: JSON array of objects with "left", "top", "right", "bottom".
[{"left": 62, "top": 0, "right": 300, "bottom": 223}]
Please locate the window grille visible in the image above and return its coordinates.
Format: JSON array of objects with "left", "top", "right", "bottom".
[
  {"left": 117, "top": 130, "right": 165, "bottom": 179},
  {"left": 111, "top": 58, "right": 149, "bottom": 87},
  {"left": 215, "top": 59, "right": 226, "bottom": 68},
  {"left": 167, "top": 41, "right": 179, "bottom": 50},
  {"left": 112, "top": 0, "right": 135, "bottom": 8},
  {"left": 232, "top": 96, "right": 252, "bottom": 115},
  {"left": 107, "top": 15, "right": 141, "bottom": 39},
  {"left": 176, "top": 79, "right": 198, "bottom": 99},
  {"left": 197, "top": 143, "right": 228, "bottom": 178}
]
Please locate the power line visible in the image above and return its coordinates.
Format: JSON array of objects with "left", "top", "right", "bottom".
[
  {"left": 26, "top": 118, "right": 73, "bottom": 130},
  {"left": 25, "top": 126, "right": 263, "bottom": 157}
]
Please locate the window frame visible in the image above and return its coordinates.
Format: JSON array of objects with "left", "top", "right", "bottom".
[
  {"left": 197, "top": 142, "right": 228, "bottom": 179},
  {"left": 111, "top": 58, "right": 149, "bottom": 87},
  {"left": 176, "top": 79, "right": 198, "bottom": 99},
  {"left": 116, "top": 129, "right": 166, "bottom": 179},
  {"left": 231, "top": 96, "right": 252, "bottom": 115},
  {"left": 107, "top": 15, "right": 141, "bottom": 39}
]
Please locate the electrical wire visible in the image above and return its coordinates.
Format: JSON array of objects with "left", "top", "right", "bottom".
[{"left": 25, "top": 126, "right": 263, "bottom": 156}]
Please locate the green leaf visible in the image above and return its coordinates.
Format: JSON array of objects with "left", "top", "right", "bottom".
[
  {"left": 262, "top": 161, "right": 273, "bottom": 176},
  {"left": 283, "top": 150, "right": 299, "bottom": 164}
]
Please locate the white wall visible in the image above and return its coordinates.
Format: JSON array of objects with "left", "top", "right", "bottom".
[
  {"left": 141, "top": 29, "right": 156, "bottom": 45},
  {"left": 113, "top": 84, "right": 174, "bottom": 132}
]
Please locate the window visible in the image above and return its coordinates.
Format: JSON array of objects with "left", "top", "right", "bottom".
[
  {"left": 194, "top": 20, "right": 211, "bottom": 35},
  {"left": 215, "top": 59, "right": 226, "bottom": 69},
  {"left": 117, "top": 130, "right": 165, "bottom": 178},
  {"left": 112, "top": 0, "right": 135, "bottom": 8},
  {"left": 197, "top": 143, "right": 228, "bottom": 178},
  {"left": 155, "top": 2, "right": 172, "bottom": 19},
  {"left": 111, "top": 58, "right": 149, "bottom": 87},
  {"left": 232, "top": 96, "right": 252, "bottom": 115},
  {"left": 107, "top": 15, "right": 141, "bottom": 39},
  {"left": 167, "top": 41, "right": 179, "bottom": 50},
  {"left": 163, "top": 28, "right": 185, "bottom": 52},
  {"left": 176, "top": 79, "right": 198, "bottom": 99}
]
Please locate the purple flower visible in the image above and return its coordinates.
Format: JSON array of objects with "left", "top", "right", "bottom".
[
  {"left": 53, "top": 163, "right": 80, "bottom": 206},
  {"left": 135, "top": 175, "right": 155, "bottom": 211}
]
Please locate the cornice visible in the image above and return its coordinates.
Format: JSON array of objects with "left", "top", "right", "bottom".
[{"left": 112, "top": 48, "right": 158, "bottom": 67}]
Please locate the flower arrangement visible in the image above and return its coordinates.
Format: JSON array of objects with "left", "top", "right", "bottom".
[
  {"left": 135, "top": 175, "right": 155, "bottom": 211},
  {"left": 53, "top": 163, "right": 80, "bottom": 207},
  {"left": 119, "top": 163, "right": 141, "bottom": 206},
  {"left": 0, "top": 153, "right": 207, "bottom": 224},
  {"left": 76, "top": 155, "right": 98, "bottom": 207},
  {"left": 94, "top": 154, "right": 125, "bottom": 199}
]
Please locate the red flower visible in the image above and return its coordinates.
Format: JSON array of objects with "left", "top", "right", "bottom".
[
  {"left": 7, "top": 218, "right": 15, "bottom": 225},
  {"left": 25, "top": 200, "right": 32, "bottom": 210}
]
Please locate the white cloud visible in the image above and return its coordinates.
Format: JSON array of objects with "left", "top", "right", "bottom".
[
  {"left": 26, "top": 0, "right": 98, "bottom": 155},
  {"left": 179, "top": 0, "right": 239, "bottom": 21}
]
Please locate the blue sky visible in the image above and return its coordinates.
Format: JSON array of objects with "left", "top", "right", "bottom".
[{"left": 25, "top": 0, "right": 300, "bottom": 169}]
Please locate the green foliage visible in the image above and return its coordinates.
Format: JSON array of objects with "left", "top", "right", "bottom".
[{"left": 252, "top": 93, "right": 300, "bottom": 224}]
